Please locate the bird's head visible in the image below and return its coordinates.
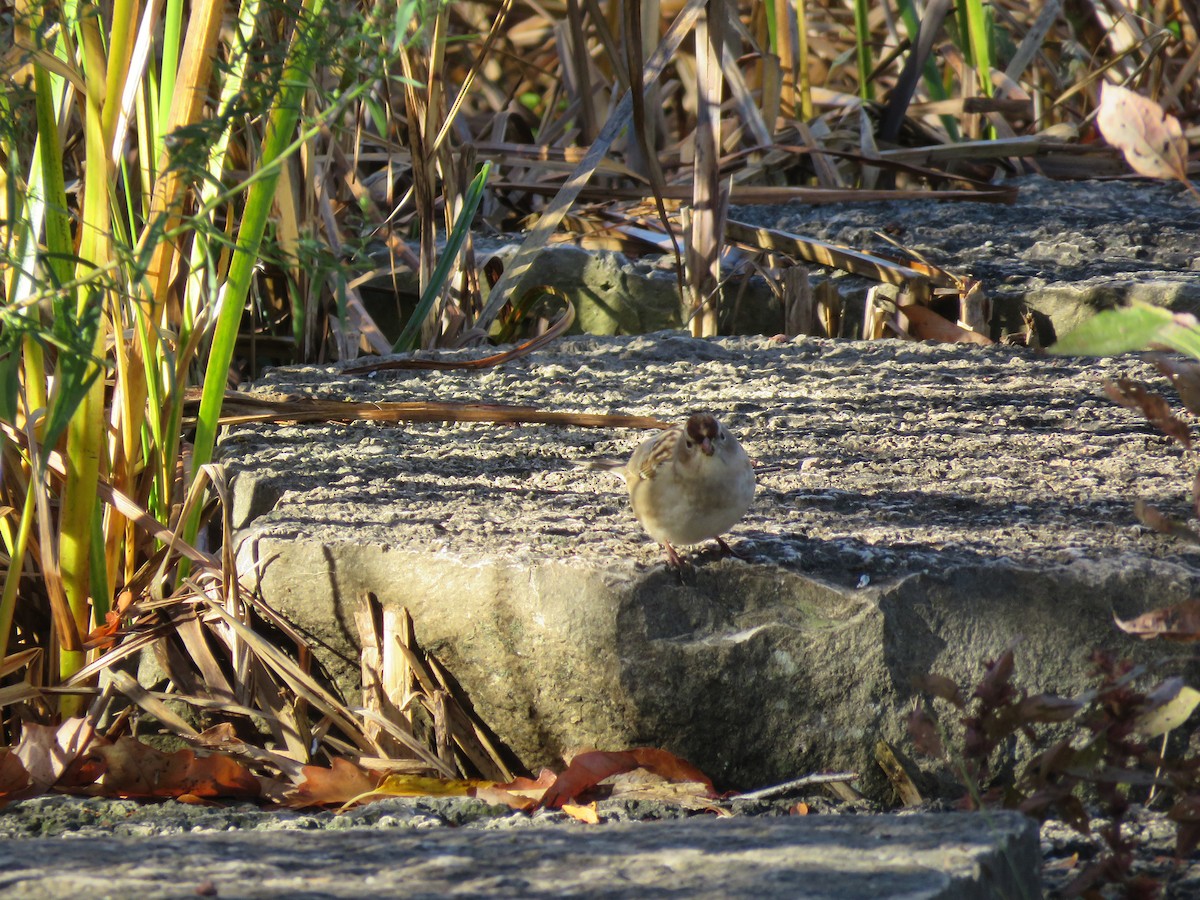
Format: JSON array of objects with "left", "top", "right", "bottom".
[{"left": 684, "top": 413, "right": 721, "bottom": 457}]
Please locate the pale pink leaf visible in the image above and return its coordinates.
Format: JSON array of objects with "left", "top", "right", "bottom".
[{"left": 1096, "top": 82, "right": 1188, "bottom": 182}]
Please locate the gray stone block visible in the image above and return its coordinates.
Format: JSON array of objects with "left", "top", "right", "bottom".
[
  {"left": 225, "top": 334, "right": 1200, "bottom": 795},
  {"left": 0, "top": 810, "right": 1041, "bottom": 899}
]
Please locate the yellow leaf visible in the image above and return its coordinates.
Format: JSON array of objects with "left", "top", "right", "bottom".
[
  {"left": 1135, "top": 681, "right": 1200, "bottom": 738},
  {"left": 374, "top": 775, "right": 483, "bottom": 798},
  {"left": 561, "top": 802, "right": 600, "bottom": 824}
]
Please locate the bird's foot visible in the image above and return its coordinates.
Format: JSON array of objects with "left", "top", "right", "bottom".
[
  {"left": 715, "top": 537, "right": 747, "bottom": 560},
  {"left": 663, "top": 541, "right": 687, "bottom": 569}
]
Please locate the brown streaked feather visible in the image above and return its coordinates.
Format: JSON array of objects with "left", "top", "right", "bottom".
[{"left": 636, "top": 427, "right": 682, "bottom": 480}]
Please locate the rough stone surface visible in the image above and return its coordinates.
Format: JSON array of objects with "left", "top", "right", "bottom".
[
  {"left": 734, "top": 174, "right": 1200, "bottom": 340},
  {"left": 224, "top": 333, "right": 1200, "bottom": 797},
  {"left": 364, "top": 176, "right": 1200, "bottom": 340},
  {"left": 0, "top": 801, "right": 1039, "bottom": 900}
]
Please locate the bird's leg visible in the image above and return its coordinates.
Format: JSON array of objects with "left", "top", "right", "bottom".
[
  {"left": 715, "top": 537, "right": 747, "bottom": 560},
  {"left": 662, "top": 541, "right": 685, "bottom": 568}
]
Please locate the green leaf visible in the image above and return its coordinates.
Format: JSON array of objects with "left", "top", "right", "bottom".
[
  {"left": 393, "top": 161, "right": 493, "bottom": 352},
  {"left": 1048, "top": 302, "right": 1195, "bottom": 357}
]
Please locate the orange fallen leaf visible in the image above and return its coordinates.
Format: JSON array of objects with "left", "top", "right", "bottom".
[
  {"left": 475, "top": 769, "right": 556, "bottom": 811},
  {"left": 899, "top": 304, "right": 992, "bottom": 345},
  {"left": 289, "top": 757, "right": 383, "bottom": 807},
  {"left": 541, "top": 748, "right": 715, "bottom": 809},
  {"left": 91, "top": 736, "right": 261, "bottom": 799},
  {"left": 790, "top": 801, "right": 810, "bottom": 815},
  {"left": 1115, "top": 600, "right": 1200, "bottom": 642}
]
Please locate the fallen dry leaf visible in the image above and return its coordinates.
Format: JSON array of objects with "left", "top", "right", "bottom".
[
  {"left": 561, "top": 801, "right": 601, "bottom": 824},
  {"left": 1096, "top": 82, "right": 1189, "bottom": 183},
  {"left": 289, "top": 757, "right": 384, "bottom": 807},
  {"left": 0, "top": 750, "right": 33, "bottom": 806},
  {"left": 541, "top": 748, "right": 715, "bottom": 809},
  {"left": 13, "top": 718, "right": 95, "bottom": 793},
  {"left": 1114, "top": 600, "right": 1200, "bottom": 642},
  {"left": 91, "top": 736, "right": 261, "bottom": 799},
  {"left": 900, "top": 303, "right": 992, "bottom": 345},
  {"left": 475, "top": 769, "right": 557, "bottom": 811}
]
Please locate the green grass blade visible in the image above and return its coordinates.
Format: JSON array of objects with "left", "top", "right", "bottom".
[
  {"left": 393, "top": 161, "right": 493, "bottom": 352},
  {"left": 961, "top": 0, "right": 993, "bottom": 96}
]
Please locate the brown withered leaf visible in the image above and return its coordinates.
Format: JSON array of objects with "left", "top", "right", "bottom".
[
  {"left": 1114, "top": 600, "right": 1200, "bottom": 642},
  {"left": 1104, "top": 379, "right": 1191, "bottom": 448},
  {"left": 913, "top": 673, "right": 966, "bottom": 708},
  {"left": 1013, "top": 694, "right": 1082, "bottom": 724},
  {"left": 13, "top": 718, "right": 96, "bottom": 793},
  {"left": 540, "top": 749, "right": 716, "bottom": 809},
  {"left": 1152, "top": 355, "right": 1200, "bottom": 417},
  {"left": 91, "top": 737, "right": 261, "bottom": 799},
  {"left": 908, "top": 706, "right": 945, "bottom": 759},
  {"left": 899, "top": 303, "right": 992, "bottom": 345},
  {"left": 1096, "top": 83, "right": 1189, "bottom": 183},
  {"left": 1134, "top": 500, "right": 1200, "bottom": 545},
  {"left": 289, "top": 757, "right": 384, "bottom": 807},
  {"left": 474, "top": 769, "right": 556, "bottom": 811},
  {"left": 0, "top": 750, "right": 33, "bottom": 806}
]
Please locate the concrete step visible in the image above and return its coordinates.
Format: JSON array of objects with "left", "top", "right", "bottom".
[
  {"left": 0, "top": 810, "right": 1040, "bottom": 899},
  {"left": 222, "top": 334, "right": 1198, "bottom": 796}
]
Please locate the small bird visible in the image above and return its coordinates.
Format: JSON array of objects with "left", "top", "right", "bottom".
[{"left": 589, "top": 413, "right": 756, "bottom": 567}]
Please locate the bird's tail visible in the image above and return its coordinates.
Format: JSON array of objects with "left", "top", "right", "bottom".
[{"left": 575, "top": 459, "right": 627, "bottom": 481}]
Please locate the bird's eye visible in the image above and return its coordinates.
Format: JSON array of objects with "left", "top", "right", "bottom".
[{"left": 685, "top": 440, "right": 694, "bottom": 449}]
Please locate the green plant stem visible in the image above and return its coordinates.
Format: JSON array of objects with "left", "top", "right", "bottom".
[
  {"left": 185, "top": 0, "right": 329, "bottom": 554},
  {"left": 0, "top": 485, "right": 37, "bottom": 660},
  {"left": 852, "top": 0, "right": 873, "bottom": 101}
]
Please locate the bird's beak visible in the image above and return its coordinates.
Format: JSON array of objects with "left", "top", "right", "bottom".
[{"left": 700, "top": 438, "right": 714, "bottom": 456}]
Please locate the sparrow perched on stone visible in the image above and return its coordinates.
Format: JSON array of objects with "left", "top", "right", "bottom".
[{"left": 590, "top": 413, "right": 756, "bottom": 566}]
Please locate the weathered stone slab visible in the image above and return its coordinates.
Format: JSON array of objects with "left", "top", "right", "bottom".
[
  {"left": 0, "top": 809, "right": 1040, "bottom": 900},
  {"left": 368, "top": 176, "right": 1200, "bottom": 339},
  {"left": 736, "top": 174, "right": 1200, "bottom": 339},
  {"left": 223, "top": 334, "right": 1200, "bottom": 796}
]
